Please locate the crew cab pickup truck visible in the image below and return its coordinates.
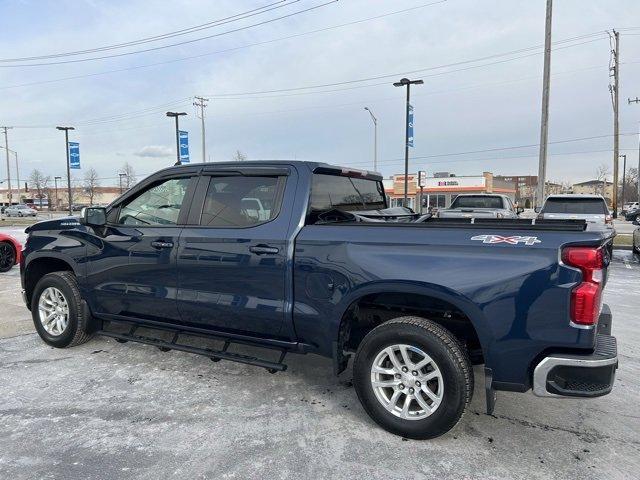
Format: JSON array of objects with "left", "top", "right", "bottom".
[
  {"left": 20, "top": 161, "right": 618, "bottom": 440},
  {"left": 437, "top": 194, "right": 522, "bottom": 219}
]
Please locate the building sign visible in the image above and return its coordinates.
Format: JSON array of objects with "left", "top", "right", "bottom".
[
  {"left": 423, "top": 176, "right": 486, "bottom": 190},
  {"left": 68, "top": 142, "right": 80, "bottom": 169},
  {"left": 418, "top": 170, "right": 427, "bottom": 188}
]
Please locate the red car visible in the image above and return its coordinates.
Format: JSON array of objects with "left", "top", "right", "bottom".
[{"left": 0, "top": 233, "right": 22, "bottom": 273}]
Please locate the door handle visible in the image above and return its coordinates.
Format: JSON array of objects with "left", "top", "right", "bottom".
[
  {"left": 151, "top": 241, "right": 174, "bottom": 249},
  {"left": 249, "top": 245, "right": 279, "bottom": 255}
]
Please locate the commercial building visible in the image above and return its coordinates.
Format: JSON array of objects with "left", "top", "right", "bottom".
[
  {"left": 1, "top": 186, "right": 123, "bottom": 209},
  {"left": 572, "top": 180, "right": 614, "bottom": 205},
  {"left": 383, "top": 171, "right": 516, "bottom": 212}
]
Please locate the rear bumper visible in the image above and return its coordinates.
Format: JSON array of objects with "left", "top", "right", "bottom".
[{"left": 533, "top": 333, "right": 618, "bottom": 398}]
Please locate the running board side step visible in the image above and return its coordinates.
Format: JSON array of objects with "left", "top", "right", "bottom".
[{"left": 97, "top": 320, "right": 288, "bottom": 373}]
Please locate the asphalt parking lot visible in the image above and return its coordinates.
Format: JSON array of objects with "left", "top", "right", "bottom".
[{"left": 0, "top": 232, "right": 638, "bottom": 479}]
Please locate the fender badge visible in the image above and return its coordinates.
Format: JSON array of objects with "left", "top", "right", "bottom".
[{"left": 471, "top": 234, "right": 541, "bottom": 246}]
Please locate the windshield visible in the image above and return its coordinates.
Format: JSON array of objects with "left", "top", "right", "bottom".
[
  {"left": 542, "top": 198, "right": 607, "bottom": 215},
  {"left": 309, "top": 174, "right": 386, "bottom": 213},
  {"left": 450, "top": 196, "right": 504, "bottom": 209}
]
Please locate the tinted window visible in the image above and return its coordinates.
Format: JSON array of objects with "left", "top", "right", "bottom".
[
  {"left": 451, "top": 196, "right": 504, "bottom": 209},
  {"left": 118, "top": 177, "right": 191, "bottom": 226},
  {"left": 542, "top": 198, "right": 607, "bottom": 214},
  {"left": 200, "top": 176, "right": 282, "bottom": 227},
  {"left": 310, "top": 174, "right": 386, "bottom": 213}
]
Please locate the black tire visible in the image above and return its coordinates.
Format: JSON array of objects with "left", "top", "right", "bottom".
[
  {"left": 31, "top": 271, "right": 93, "bottom": 348},
  {"left": 353, "top": 316, "right": 473, "bottom": 440},
  {"left": 0, "top": 241, "right": 16, "bottom": 273}
]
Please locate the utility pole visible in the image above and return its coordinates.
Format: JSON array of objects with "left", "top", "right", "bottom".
[
  {"left": 119, "top": 173, "right": 127, "bottom": 194},
  {"left": 629, "top": 97, "right": 640, "bottom": 201},
  {"left": 393, "top": 78, "right": 423, "bottom": 207},
  {"left": 620, "top": 154, "right": 627, "bottom": 205},
  {"left": 194, "top": 96, "right": 209, "bottom": 163},
  {"left": 610, "top": 30, "right": 620, "bottom": 217},
  {"left": 364, "top": 107, "right": 378, "bottom": 171},
  {"left": 1, "top": 127, "right": 13, "bottom": 206},
  {"left": 536, "top": 0, "right": 553, "bottom": 208},
  {"left": 56, "top": 126, "right": 75, "bottom": 215},
  {"left": 54, "top": 176, "right": 61, "bottom": 211},
  {"left": 166, "top": 111, "right": 187, "bottom": 166}
]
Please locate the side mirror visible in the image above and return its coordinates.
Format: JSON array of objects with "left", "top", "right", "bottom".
[
  {"left": 516, "top": 207, "right": 525, "bottom": 215},
  {"left": 80, "top": 207, "right": 107, "bottom": 227},
  {"left": 534, "top": 207, "right": 541, "bottom": 213}
]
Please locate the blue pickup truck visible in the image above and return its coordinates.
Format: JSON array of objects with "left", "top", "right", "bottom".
[{"left": 20, "top": 161, "right": 618, "bottom": 439}]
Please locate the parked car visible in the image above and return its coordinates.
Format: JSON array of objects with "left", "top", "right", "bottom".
[
  {"left": 625, "top": 206, "right": 640, "bottom": 224},
  {"left": 4, "top": 204, "right": 37, "bottom": 217},
  {"left": 0, "top": 233, "right": 22, "bottom": 273},
  {"left": 622, "top": 202, "right": 639, "bottom": 215},
  {"left": 437, "top": 194, "right": 522, "bottom": 219},
  {"left": 20, "top": 161, "right": 618, "bottom": 440},
  {"left": 538, "top": 194, "right": 612, "bottom": 226}
]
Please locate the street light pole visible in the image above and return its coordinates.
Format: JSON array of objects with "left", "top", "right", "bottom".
[
  {"left": 54, "top": 176, "right": 61, "bottom": 211},
  {"left": 364, "top": 107, "right": 378, "bottom": 171},
  {"left": 1, "top": 127, "right": 13, "bottom": 206},
  {"left": 393, "top": 78, "right": 423, "bottom": 207},
  {"left": 166, "top": 112, "right": 187, "bottom": 166},
  {"left": 629, "top": 97, "right": 640, "bottom": 201},
  {"left": 536, "top": 0, "right": 553, "bottom": 209},
  {"left": 620, "top": 154, "right": 627, "bottom": 205},
  {"left": 56, "top": 126, "right": 75, "bottom": 215}
]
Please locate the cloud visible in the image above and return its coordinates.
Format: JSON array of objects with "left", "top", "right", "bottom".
[{"left": 133, "top": 145, "right": 173, "bottom": 158}]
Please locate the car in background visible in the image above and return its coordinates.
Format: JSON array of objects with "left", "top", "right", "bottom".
[
  {"left": 0, "top": 233, "right": 22, "bottom": 273},
  {"left": 436, "top": 194, "right": 522, "bottom": 219},
  {"left": 625, "top": 206, "right": 640, "bottom": 224},
  {"left": 4, "top": 204, "right": 37, "bottom": 217},
  {"left": 622, "top": 202, "right": 639, "bottom": 215},
  {"left": 537, "top": 194, "right": 612, "bottom": 226}
]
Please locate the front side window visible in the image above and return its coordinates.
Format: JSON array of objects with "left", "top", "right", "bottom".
[
  {"left": 118, "top": 177, "right": 191, "bottom": 226},
  {"left": 200, "top": 176, "right": 282, "bottom": 227}
]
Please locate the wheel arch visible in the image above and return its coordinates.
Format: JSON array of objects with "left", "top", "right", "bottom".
[
  {"left": 331, "top": 281, "right": 490, "bottom": 375},
  {"left": 24, "top": 254, "right": 77, "bottom": 308}
]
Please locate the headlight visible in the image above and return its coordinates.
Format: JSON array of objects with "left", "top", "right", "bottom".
[{"left": 496, "top": 213, "right": 504, "bottom": 219}]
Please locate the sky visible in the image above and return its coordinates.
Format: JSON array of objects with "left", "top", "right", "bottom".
[{"left": 1, "top": 0, "right": 639, "bottom": 187}]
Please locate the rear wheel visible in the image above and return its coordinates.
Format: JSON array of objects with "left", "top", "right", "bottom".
[
  {"left": 31, "top": 271, "right": 93, "bottom": 348},
  {"left": 353, "top": 316, "right": 473, "bottom": 440},
  {"left": 0, "top": 241, "right": 16, "bottom": 273}
]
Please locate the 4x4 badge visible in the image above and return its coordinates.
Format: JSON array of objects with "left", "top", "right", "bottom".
[{"left": 471, "top": 235, "right": 541, "bottom": 245}]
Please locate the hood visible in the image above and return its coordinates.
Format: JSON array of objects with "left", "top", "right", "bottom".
[{"left": 24, "top": 216, "right": 85, "bottom": 234}]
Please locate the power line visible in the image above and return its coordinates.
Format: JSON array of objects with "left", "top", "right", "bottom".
[
  {"left": 0, "top": 1, "right": 292, "bottom": 63},
  {"left": 0, "top": 0, "right": 339, "bottom": 67}
]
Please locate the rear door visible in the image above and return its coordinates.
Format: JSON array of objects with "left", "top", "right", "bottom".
[{"left": 176, "top": 168, "right": 295, "bottom": 339}]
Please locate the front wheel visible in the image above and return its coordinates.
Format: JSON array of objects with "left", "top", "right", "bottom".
[
  {"left": 31, "top": 271, "right": 93, "bottom": 348},
  {"left": 353, "top": 316, "right": 473, "bottom": 440}
]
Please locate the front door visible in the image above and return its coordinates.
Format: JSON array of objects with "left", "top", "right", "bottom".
[
  {"left": 177, "top": 172, "right": 292, "bottom": 338},
  {"left": 85, "top": 176, "right": 195, "bottom": 323}
]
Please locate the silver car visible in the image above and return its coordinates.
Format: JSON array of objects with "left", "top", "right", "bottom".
[
  {"left": 4, "top": 204, "right": 37, "bottom": 217},
  {"left": 537, "top": 194, "right": 612, "bottom": 226},
  {"left": 437, "top": 194, "right": 521, "bottom": 219}
]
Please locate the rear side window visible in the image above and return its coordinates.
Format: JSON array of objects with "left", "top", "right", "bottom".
[
  {"left": 309, "top": 174, "right": 386, "bottom": 213},
  {"left": 451, "top": 196, "right": 503, "bottom": 209},
  {"left": 200, "top": 176, "right": 283, "bottom": 227},
  {"left": 118, "top": 177, "right": 191, "bottom": 226},
  {"left": 542, "top": 198, "right": 607, "bottom": 214}
]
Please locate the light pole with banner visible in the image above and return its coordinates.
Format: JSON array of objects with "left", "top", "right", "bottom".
[
  {"left": 166, "top": 112, "right": 187, "bottom": 166},
  {"left": 56, "top": 126, "right": 75, "bottom": 215},
  {"left": 393, "top": 78, "right": 423, "bottom": 207},
  {"left": 179, "top": 130, "right": 190, "bottom": 164}
]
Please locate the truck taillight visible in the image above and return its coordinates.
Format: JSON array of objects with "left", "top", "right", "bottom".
[{"left": 562, "top": 246, "right": 604, "bottom": 326}]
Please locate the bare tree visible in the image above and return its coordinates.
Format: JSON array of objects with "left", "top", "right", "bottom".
[
  {"left": 29, "top": 170, "right": 51, "bottom": 209},
  {"left": 83, "top": 167, "right": 100, "bottom": 206},
  {"left": 121, "top": 162, "right": 137, "bottom": 190},
  {"left": 233, "top": 150, "right": 247, "bottom": 162},
  {"left": 595, "top": 164, "right": 610, "bottom": 197}
]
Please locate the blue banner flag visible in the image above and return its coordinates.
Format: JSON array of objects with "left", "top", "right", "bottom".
[
  {"left": 179, "top": 130, "right": 190, "bottom": 163},
  {"left": 407, "top": 104, "right": 414, "bottom": 147},
  {"left": 68, "top": 142, "right": 80, "bottom": 169}
]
